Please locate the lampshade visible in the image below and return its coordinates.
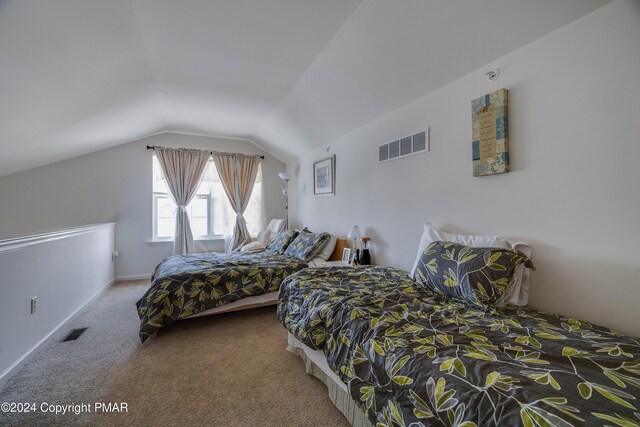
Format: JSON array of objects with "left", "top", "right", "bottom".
[
  {"left": 347, "top": 225, "right": 361, "bottom": 240},
  {"left": 278, "top": 172, "right": 292, "bottom": 181}
]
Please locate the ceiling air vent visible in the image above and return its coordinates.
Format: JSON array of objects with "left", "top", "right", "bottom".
[{"left": 378, "top": 128, "right": 429, "bottom": 163}]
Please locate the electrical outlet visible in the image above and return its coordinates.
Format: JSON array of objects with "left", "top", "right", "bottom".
[
  {"left": 112, "top": 250, "right": 119, "bottom": 261},
  {"left": 31, "top": 297, "right": 37, "bottom": 314}
]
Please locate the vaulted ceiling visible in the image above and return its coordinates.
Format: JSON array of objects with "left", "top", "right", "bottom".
[{"left": 0, "top": 0, "right": 610, "bottom": 177}]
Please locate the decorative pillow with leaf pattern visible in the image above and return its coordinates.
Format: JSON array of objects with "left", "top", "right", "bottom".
[
  {"left": 414, "top": 241, "right": 535, "bottom": 310},
  {"left": 266, "top": 229, "right": 299, "bottom": 254},
  {"left": 283, "top": 231, "right": 330, "bottom": 262}
]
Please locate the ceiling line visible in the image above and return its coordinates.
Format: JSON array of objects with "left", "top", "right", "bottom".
[
  {"left": 127, "top": 0, "right": 163, "bottom": 120},
  {"left": 251, "top": 0, "right": 368, "bottom": 143}
]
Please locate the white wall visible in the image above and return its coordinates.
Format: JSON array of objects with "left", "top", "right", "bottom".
[
  {"left": 0, "top": 223, "right": 115, "bottom": 384},
  {"left": 0, "top": 133, "right": 286, "bottom": 278},
  {"left": 288, "top": 0, "right": 640, "bottom": 336}
]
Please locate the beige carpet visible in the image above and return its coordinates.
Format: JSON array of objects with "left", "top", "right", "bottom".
[{"left": 0, "top": 281, "right": 350, "bottom": 427}]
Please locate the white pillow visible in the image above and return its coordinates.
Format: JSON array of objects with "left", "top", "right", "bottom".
[
  {"left": 314, "top": 234, "right": 338, "bottom": 262},
  {"left": 256, "top": 230, "right": 271, "bottom": 245},
  {"left": 410, "top": 222, "right": 533, "bottom": 306},
  {"left": 240, "top": 241, "right": 267, "bottom": 252}
]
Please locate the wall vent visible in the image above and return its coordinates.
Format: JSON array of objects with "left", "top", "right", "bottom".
[
  {"left": 61, "top": 328, "right": 88, "bottom": 342},
  {"left": 378, "top": 144, "right": 388, "bottom": 162},
  {"left": 379, "top": 128, "right": 429, "bottom": 163}
]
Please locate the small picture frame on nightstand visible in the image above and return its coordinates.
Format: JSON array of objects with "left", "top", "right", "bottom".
[{"left": 341, "top": 248, "right": 352, "bottom": 263}]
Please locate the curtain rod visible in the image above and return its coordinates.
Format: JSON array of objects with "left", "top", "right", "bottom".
[{"left": 146, "top": 145, "right": 264, "bottom": 159}]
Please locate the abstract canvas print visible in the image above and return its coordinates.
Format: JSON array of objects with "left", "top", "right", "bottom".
[{"left": 472, "top": 88, "right": 509, "bottom": 176}]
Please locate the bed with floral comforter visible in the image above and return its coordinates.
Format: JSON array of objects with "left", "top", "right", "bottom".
[
  {"left": 277, "top": 266, "right": 640, "bottom": 427},
  {"left": 136, "top": 250, "right": 307, "bottom": 342}
]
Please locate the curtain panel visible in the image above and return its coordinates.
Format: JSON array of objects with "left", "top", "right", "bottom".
[
  {"left": 155, "top": 147, "right": 211, "bottom": 255},
  {"left": 213, "top": 153, "right": 261, "bottom": 252}
]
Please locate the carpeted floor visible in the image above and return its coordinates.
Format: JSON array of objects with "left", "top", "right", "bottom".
[{"left": 0, "top": 281, "right": 350, "bottom": 426}]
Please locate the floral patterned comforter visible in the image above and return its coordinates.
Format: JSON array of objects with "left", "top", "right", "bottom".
[
  {"left": 277, "top": 266, "right": 640, "bottom": 427},
  {"left": 136, "top": 251, "right": 307, "bottom": 342}
]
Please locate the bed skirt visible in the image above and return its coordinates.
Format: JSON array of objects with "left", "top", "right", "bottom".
[{"left": 286, "top": 334, "right": 373, "bottom": 427}]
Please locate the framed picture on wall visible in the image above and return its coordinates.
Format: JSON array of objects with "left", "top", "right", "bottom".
[{"left": 313, "top": 155, "right": 335, "bottom": 196}]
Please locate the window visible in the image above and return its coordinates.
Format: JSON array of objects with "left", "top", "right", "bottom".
[{"left": 152, "top": 156, "right": 264, "bottom": 240}]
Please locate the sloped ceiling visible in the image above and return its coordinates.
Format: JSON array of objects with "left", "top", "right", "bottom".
[{"left": 0, "top": 0, "right": 611, "bottom": 177}]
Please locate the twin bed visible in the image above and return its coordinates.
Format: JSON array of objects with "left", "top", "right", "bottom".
[
  {"left": 278, "top": 266, "right": 640, "bottom": 426},
  {"left": 136, "top": 224, "right": 640, "bottom": 426}
]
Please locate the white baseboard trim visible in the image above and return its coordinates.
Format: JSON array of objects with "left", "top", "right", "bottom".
[
  {"left": 115, "top": 274, "right": 152, "bottom": 281},
  {"left": 0, "top": 277, "right": 115, "bottom": 389}
]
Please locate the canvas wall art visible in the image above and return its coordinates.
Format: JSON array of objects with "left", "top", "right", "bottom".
[{"left": 472, "top": 88, "right": 509, "bottom": 176}]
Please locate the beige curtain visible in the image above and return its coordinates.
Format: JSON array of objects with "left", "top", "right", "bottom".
[
  {"left": 213, "top": 153, "right": 261, "bottom": 252},
  {"left": 155, "top": 147, "right": 211, "bottom": 255}
]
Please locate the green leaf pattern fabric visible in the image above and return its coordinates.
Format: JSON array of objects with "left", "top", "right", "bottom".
[
  {"left": 136, "top": 251, "right": 307, "bottom": 342},
  {"left": 266, "top": 229, "right": 299, "bottom": 254},
  {"left": 415, "top": 241, "right": 534, "bottom": 311},
  {"left": 277, "top": 266, "right": 640, "bottom": 427},
  {"left": 284, "top": 231, "right": 330, "bottom": 262}
]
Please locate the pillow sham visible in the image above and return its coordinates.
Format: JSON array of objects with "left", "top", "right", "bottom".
[
  {"left": 414, "top": 241, "right": 534, "bottom": 311},
  {"left": 410, "top": 221, "right": 533, "bottom": 306},
  {"left": 314, "top": 234, "right": 337, "bottom": 262},
  {"left": 256, "top": 230, "right": 271, "bottom": 245},
  {"left": 284, "top": 231, "right": 330, "bottom": 262},
  {"left": 266, "top": 229, "right": 299, "bottom": 254}
]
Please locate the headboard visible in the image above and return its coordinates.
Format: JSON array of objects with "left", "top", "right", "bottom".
[{"left": 329, "top": 238, "right": 349, "bottom": 261}]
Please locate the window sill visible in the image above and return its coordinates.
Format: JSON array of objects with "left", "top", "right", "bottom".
[{"left": 147, "top": 237, "right": 226, "bottom": 245}]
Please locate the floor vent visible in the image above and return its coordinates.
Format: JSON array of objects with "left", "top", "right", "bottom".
[{"left": 61, "top": 328, "right": 88, "bottom": 342}]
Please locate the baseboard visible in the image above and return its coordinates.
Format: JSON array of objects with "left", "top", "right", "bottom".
[
  {"left": 115, "top": 274, "right": 152, "bottom": 281},
  {"left": 0, "top": 277, "right": 115, "bottom": 389}
]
